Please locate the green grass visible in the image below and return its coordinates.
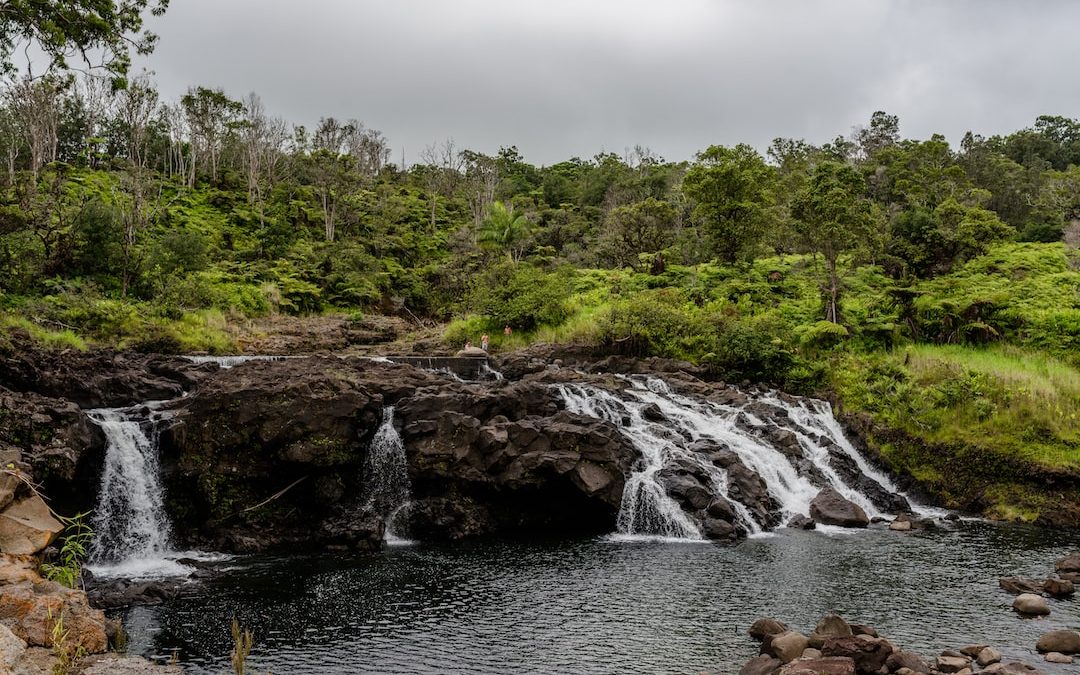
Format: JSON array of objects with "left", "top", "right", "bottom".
[{"left": 0, "top": 315, "right": 88, "bottom": 351}]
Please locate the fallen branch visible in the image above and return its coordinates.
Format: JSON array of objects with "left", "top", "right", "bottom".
[{"left": 240, "top": 476, "right": 307, "bottom": 514}]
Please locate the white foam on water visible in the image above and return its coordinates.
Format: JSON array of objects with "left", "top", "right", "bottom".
[{"left": 555, "top": 375, "right": 927, "bottom": 541}]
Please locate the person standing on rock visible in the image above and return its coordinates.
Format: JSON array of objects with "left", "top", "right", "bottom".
[
  {"left": 503, "top": 325, "right": 512, "bottom": 338},
  {"left": 465, "top": 340, "right": 472, "bottom": 350},
  {"left": 481, "top": 334, "right": 490, "bottom": 351}
]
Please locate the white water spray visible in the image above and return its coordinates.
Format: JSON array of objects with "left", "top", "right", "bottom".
[
  {"left": 557, "top": 376, "right": 930, "bottom": 541},
  {"left": 361, "top": 407, "right": 413, "bottom": 542}
]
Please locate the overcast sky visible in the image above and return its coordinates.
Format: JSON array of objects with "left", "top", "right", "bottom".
[{"left": 135, "top": 0, "right": 1080, "bottom": 166}]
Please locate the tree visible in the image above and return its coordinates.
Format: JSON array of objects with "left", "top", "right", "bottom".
[
  {"left": 0, "top": 0, "right": 169, "bottom": 83},
  {"left": 855, "top": 111, "right": 900, "bottom": 160},
  {"left": 682, "top": 144, "right": 776, "bottom": 262},
  {"left": 792, "top": 161, "right": 882, "bottom": 323},
  {"left": 478, "top": 201, "right": 529, "bottom": 261},
  {"left": 180, "top": 86, "right": 242, "bottom": 185},
  {"left": 600, "top": 197, "right": 678, "bottom": 271}
]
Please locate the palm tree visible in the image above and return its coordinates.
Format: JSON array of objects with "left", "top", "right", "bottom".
[{"left": 478, "top": 201, "right": 529, "bottom": 261}]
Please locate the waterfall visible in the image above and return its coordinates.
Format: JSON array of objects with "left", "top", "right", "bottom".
[
  {"left": 184, "top": 355, "right": 290, "bottom": 368},
  {"left": 556, "top": 376, "right": 928, "bottom": 540},
  {"left": 85, "top": 406, "right": 185, "bottom": 577},
  {"left": 361, "top": 406, "right": 413, "bottom": 542}
]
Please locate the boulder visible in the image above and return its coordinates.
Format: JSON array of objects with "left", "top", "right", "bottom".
[
  {"left": 808, "top": 614, "right": 853, "bottom": 648},
  {"left": 1036, "top": 629, "right": 1080, "bottom": 654},
  {"left": 1054, "top": 553, "right": 1080, "bottom": 575},
  {"left": 1044, "top": 652, "right": 1073, "bottom": 664},
  {"left": 0, "top": 494, "right": 63, "bottom": 555},
  {"left": 889, "top": 519, "right": 912, "bottom": 532},
  {"left": 1042, "top": 577, "right": 1074, "bottom": 597},
  {"left": 740, "top": 654, "right": 783, "bottom": 675},
  {"left": 886, "top": 651, "right": 931, "bottom": 674},
  {"left": 821, "top": 635, "right": 891, "bottom": 674},
  {"left": 763, "top": 631, "right": 809, "bottom": 664},
  {"left": 977, "top": 647, "right": 1002, "bottom": 667},
  {"left": 800, "top": 648, "right": 822, "bottom": 660},
  {"left": 779, "top": 657, "right": 856, "bottom": 675},
  {"left": 849, "top": 624, "right": 878, "bottom": 638},
  {"left": 787, "top": 514, "right": 815, "bottom": 530},
  {"left": 808, "top": 489, "right": 869, "bottom": 528},
  {"left": 749, "top": 617, "right": 789, "bottom": 641},
  {"left": 959, "top": 644, "right": 988, "bottom": 657},
  {"left": 1012, "top": 593, "right": 1050, "bottom": 616},
  {"left": 0, "top": 624, "right": 26, "bottom": 672},
  {"left": 820, "top": 635, "right": 889, "bottom": 669},
  {"left": 1000, "top": 577, "right": 1044, "bottom": 595},
  {"left": 937, "top": 655, "right": 972, "bottom": 673},
  {"left": 0, "top": 580, "right": 107, "bottom": 653}
]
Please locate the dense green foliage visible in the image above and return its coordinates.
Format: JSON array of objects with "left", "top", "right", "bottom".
[{"left": 1, "top": 59, "right": 1079, "bottom": 521}]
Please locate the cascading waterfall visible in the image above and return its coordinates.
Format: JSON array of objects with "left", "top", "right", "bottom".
[
  {"left": 361, "top": 406, "right": 413, "bottom": 542},
  {"left": 86, "top": 405, "right": 182, "bottom": 577},
  {"left": 556, "top": 375, "right": 929, "bottom": 540}
]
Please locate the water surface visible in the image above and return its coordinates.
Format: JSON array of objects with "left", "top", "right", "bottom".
[{"left": 122, "top": 522, "right": 1080, "bottom": 674}]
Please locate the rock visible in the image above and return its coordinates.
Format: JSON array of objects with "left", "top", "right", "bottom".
[
  {"left": 0, "top": 494, "right": 63, "bottom": 555},
  {"left": 1054, "top": 553, "right": 1080, "bottom": 575},
  {"left": 787, "top": 515, "right": 816, "bottom": 530},
  {"left": 1044, "top": 652, "right": 1073, "bottom": 664},
  {"left": 0, "top": 554, "right": 47, "bottom": 585},
  {"left": 779, "top": 657, "right": 856, "bottom": 675},
  {"left": 1013, "top": 593, "right": 1050, "bottom": 616},
  {"left": 0, "top": 580, "right": 107, "bottom": 653},
  {"left": 887, "top": 651, "right": 931, "bottom": 674},
  {"left": 455, "top": 346, "right": 488, "bottom": 358},
  {"left": 808, "top": 614, "right": 853, "bottom": 648},
  {"left": 808, "top": 489, "right": 869, "bottom": 528},
  {"left": 959, "top": 644, "right": 988, "bottom": 657},
  {"left": 937, "top": 655, "right": 972, "bottom": 673},
  {"left": 1036, "top": 629, "right": 1080, "bottom": 654},
  {"left": 1000, "top": 577, "right": 1044, "bottom": 595},
  {"left": 0, "top": 624, "right": 26, "bottom": 672},
  {"left": 800, "top": 648, "right": 822, "bottom": 660},
  {"left": 888, "top": 519, "right": 912, "bottom": 531},
  {"left": 85, "top": 579, "right": 179, "bottom": 609},
  {"left": 749, "top": 618, "right": 789, "bottom": 641},
  {"left": 0, "top": 334, "right": 207, "bottom": 408},
  {"left": 821, "top": 635, "right": 891, "bottom": 674},
  {"left": 849, "top": 624, "right": 878, "bottom": 638},
  {"left": 740, "top": 654, "right": 783, "bottom": 675},
  {"left": 977, "top": 647, "right": 1002, "bottom": 666},
  {"left": 1042, "top": 577, "right": 1074, "bottom": 597},
  {"left": 764, "top": 631, "right": 809, "bottom": 664}
]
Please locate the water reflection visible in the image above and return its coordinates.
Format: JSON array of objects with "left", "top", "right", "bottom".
[{"left": 125, "top": 522, "right": 1080, "bottom": 674}]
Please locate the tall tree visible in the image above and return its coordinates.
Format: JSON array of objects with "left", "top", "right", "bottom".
[
  {"left": 682, "top": 144, "right": 776, "bottom": 263},
  {"left": 0, "top": 0, "right": 169, "bottom": 83},
  {"left": 792, "top": 160, "right": 882, "bottom": 323}
]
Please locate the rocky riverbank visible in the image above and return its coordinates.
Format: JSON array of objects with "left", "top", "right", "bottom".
[{"left": 739, "top": 550, "right": 1080, "bottom": 675}]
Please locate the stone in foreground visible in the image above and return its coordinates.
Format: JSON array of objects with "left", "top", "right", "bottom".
[
  {"left": 1012, "top": 593, "right": 1050, "bottom": 616},
  {"left": 1036, "top": 629, "right": 1080, "bottom": 654},
  {"left": 808, "top": 489, "right": 869, "bottom": 528},
  {"left": 0, "top": 494, "right": 63, "bottom": 555}
]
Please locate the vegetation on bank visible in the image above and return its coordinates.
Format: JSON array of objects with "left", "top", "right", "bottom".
[{"left": 1, "top": 66, "right": 1079, "bottom": 521}]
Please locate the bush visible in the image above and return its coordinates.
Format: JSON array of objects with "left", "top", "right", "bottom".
[{"left": 469, "top": 262, "right": 575, "bottom": 331}]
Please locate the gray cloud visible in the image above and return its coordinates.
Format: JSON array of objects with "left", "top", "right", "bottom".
[{"left": 135, "top": 0, "right": 1080, "bottom": 165}]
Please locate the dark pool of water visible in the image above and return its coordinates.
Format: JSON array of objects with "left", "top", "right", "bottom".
[{"left": 121, "top": 522, "right": 1080, "bottom": 674}]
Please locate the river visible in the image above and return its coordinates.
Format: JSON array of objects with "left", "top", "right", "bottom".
[{"left": 120, "top": 521, "right": 1080, "bottom": 674}]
